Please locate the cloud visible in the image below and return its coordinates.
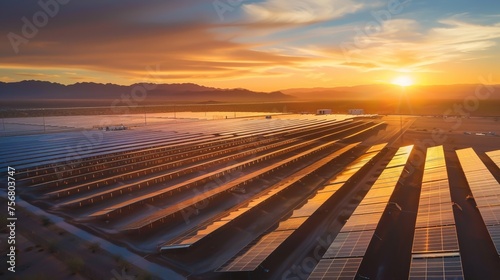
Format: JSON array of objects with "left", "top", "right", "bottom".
[
  {"left": 0, "top": 4, "right": 308, "bottom": 83},
  {"left": 15, "top": 72, "right": 61, "bottom": 79},
  {"left": 322, "top": 17, "right": 500, "bottom": 73},
  {"left": 243, "top": 0, "right": 364, "bottom": 23}
]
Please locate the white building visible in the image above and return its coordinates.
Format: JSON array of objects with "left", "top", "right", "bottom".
[
  {"left": 348, "top": 109, "right": 365, "bottom": 115},
  {"left": 316, "top": 109, "right": 332, "bottom": 115}
]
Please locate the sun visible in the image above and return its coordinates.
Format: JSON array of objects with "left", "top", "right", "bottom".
[{"left": 392, "top": 75, "right": 414, "bottom": 87}]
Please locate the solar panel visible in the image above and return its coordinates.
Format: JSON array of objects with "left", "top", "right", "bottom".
[
  {"left": 359, "top": 195, "right": 396, "bottom": 205},
  {"left": 486, "top": 150, "right": 500, "bottom": 169},
  {"left": 456, "top": 148, "right": 500, "bottom": 194},
  {"left": 422, "top": 167, "right": 448, "bottom": 182},
  {"left": 359, "top": 187, "right": 397, "bottom": 200},
  {"left": 412, "top": 226, "right": 459, "bottom": 254},
  {"left": 365, "top": 143, "right": 387, "bottom": 154},
  {"left": 317, "top": 184, "right": 343, "bottom": 194},
  {"left": 276, "top": 216, "right": 308, "bottom": 231},
  {"left": 474, "top": 195, "right": 500, "bottom": 208},
  {"left": 419, "top": 192, "right": 452, "bottom": 207},
  {"left": 173, "top": 221, "right": 229, "bottom": 247},
  {"left": 341, "top": 212, "right": 385, "bottom": 232},
  {"left": 477, "top": 205, "right": 500, "bottom": 226},
  {"left": 323, "top": 230, "right": 375, "bottom": 258},
  {"left": 307, "top": 258, "right": 362, "bottom": 280},
  {"left": 350, "top": 202, "right": 388, "bottom": 215},
  {"left": 291, "top": 192, "right": 337, "bottom": 218},
  {"left": 409, "top": 255, "right": 464, "bottom": 279},
  {"left": 486, "top": 225, "right": 500, "bottom": 255},
  {"left": 415, "top": 202, "right": 455, "bottom": 228},
  {"left": 217, "top": 230, "right": 294, "bottom": 272}
]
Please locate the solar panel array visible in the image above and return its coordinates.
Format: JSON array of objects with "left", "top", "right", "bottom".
[
  {"left": 457, "top": 148, "right": 500, "bottom": 256},
  {"left": 308, "top": 145, "right": 413, "bottom": 280},
  {"left": 409, "top": 145, "right": 463, "bottom": 279},
  {"left": 120, "top": 138, "right": 359, "bottom": 231},
  {"left": 90, "top": 120, "right": 376, "bottom": 226},
  {"left": 160, "top": 143, "right": 359, "bottom": 250},
  {"left": 218, "top": 143, "right": 387, "bottom": 272}
]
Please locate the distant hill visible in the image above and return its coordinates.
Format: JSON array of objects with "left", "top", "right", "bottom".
[
  {"left": 282, "top": 84, "right": 500, "bottom": 101},
  {"left": 0, "top": 81, "right": 293, "bottom": 104}
]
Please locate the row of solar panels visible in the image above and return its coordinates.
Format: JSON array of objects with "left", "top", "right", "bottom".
[
  {"left": 457, "top": 148, "right": 500, "bottom": 257},
  {"left": 308, "top": 146, "right": 500, "bottom": 279},
  {"left": 16, "top": 118, "right": 385, "bottom": 240},
  {"left": 216, "top": 143, "right": 387, "bottom": 273},
  {"left": 120, "top": 139, "right": 354, "bottom": 232},
  {"left": 26, "top": 119, "right": 359, "bottom": 194},
  {"left": 161, "top": 143, "right": 385, "bottom": 251},
  {"left": 53, "top": 120, "right": 367, "bottom": 203},
  {"left": 25, "top": 119, "right": 359, "bottom": 191},
  {"left": 87, "top": 121, "right": 378, "bottom": 225},
  {"left": 409, "top": 146, "right": 462, "bottom": 279},
  {"left": 308, "top": 145, "right": 414, "bottom": 279},
  {"left": 6, "top": 117, "right": 348, "bottom": 172}
]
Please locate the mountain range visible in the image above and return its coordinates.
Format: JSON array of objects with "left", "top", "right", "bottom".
[
  {"left": 0, "top": 80, "right": 292, "bottom": 104},
  {"left": 1, "top": 81, "right": 499, "bottom": 105}
]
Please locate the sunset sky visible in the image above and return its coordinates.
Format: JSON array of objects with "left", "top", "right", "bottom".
[{"left": 1, "top": 0, "right": 500, "bottom": 91}]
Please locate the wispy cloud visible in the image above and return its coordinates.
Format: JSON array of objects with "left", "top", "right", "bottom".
[
  {"left": 243, "top": 0, "right": 364, "bottom": 23},
  {"left": 15, "top": 72, "right": 61, "bottom": 79},
  {"left": 321, "top": 18, "right": 500, "bottom": 73}
]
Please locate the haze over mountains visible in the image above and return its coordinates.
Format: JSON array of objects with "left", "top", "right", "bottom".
[
  {"left": 1, "top": 81, "right": 499, "bottom": 105},
  {"left": 282, "top": 84, "right": 500, "bottom": 100}
]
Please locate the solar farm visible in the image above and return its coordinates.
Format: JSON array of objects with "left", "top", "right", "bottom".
[{"left": 2, "top": 113, "right": 500, "bottom": 279}]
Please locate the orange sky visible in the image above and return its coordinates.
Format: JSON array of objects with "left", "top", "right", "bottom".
[{"left": 1, "top": 1, "right": 499, "bottom": 91}]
